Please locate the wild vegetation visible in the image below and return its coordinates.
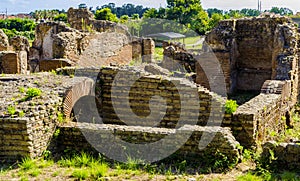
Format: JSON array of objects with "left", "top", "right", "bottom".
[{"left": 0, "top": 18, "right": 35, "bottom": 40}]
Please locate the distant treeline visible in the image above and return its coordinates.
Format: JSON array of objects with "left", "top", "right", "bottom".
[
  {"left": 0, "top": 18, "right": 36, "bottom": 40},
  {"left": 0, "top": 2, "right": 296, "bottom": 40},
  {"left": 97, "top": 3, "right": 149, "bottom": 18}
]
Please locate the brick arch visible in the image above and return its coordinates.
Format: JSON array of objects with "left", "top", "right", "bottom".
[{"left": 63, "top": 78, "right": 95, "bottom": 118}]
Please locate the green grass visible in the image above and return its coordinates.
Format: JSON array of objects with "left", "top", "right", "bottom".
[
  {"left": 237, "top": 172, "right": 265, "bottom": 181},
  {"left": 18, "top": 157, "right": 36, "bottom": 171},
  {"left": 90, "top": 162, "right": 109, "bottom": 179},
  {"left": 154, "top": 47, "right": 164, "bottom": 61},
  {"left": 7, "top": 105, "right": 16, "bottom": 116},
  {"left": 72, "top": 168, "right": 89, "bottom": 180}
]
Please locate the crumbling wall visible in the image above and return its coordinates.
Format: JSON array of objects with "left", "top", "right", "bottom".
[
  {"left": 39, "top": 59, "right": 74, "bottom": 72},
  {"left": 0, "top": 29, "right": 9, "bottom": 51},
  {"left": 0, "top": 51, "right": 27, "bottom": 74},
  {"left": 30, "top": 22, "right": 84, "bottom": 62},
  {"left": 97, "top": 66, "right": 226, "bottom": 128},
  {"left": 0, "top": 32, "right": 29, "bottom": 74},
  {"left": 232, "top": 80, "right": 291, "bottom": 148},
  {"left": 67, "top": 8, "right": 128, "bottom": 34},
  {"left": 30, "top": 21, "right": 155, "bottom": 71},
  {"left": 53, "top": 123, "right": 240, "bottom": 165},
  {"left": 0, "top": 74, "right": 72, "bottom": 162},
  {"left": 205, "top": 14, "right": 299, "bottom": 100},
  {"left": 262, "top": 141, "right": 300, "bottom": 171}
]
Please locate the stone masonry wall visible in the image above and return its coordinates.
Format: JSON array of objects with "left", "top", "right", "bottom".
[
  {"left": 53, "top": 122, "right": 240, "bottom": 164},
  {"left": 0, "top": 74, "right": 74, "bottom": 162},
  {"left": 0, "top": 51, "right": 27, "bottom": 74},
  {"left": 67, "top": 8, "right": 128, "bottom": 34},
  {"left": 262, "top": 141, "right": 300, "bottom": 171},
  {"left": 204, "top": 14, "right": 299, "bottom": 98},
  {"left": 31, "top": 22, "right": 155, "bottom": 71},
  {"left": 232, "top": 80, "right": 291, "bottom": 148},
  {"left": 97, "top": 66, "right": 226, "bottom": 128}
]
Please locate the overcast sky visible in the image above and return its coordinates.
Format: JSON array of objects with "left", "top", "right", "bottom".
[{"left": 1, "top": 0, "right": 300, "bottom": 14}]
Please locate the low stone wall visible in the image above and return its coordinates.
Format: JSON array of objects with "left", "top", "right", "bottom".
[
  {"left": 232, "top": 80, "right": 291, "bottom": 148},
  {"left": 262, "top": 141, "right": 300, "bottom": 171},
  {"left": 53, "top": 122, "right": 240, "bottom": 164},
  {"left": 0, "top": 74, "right": 73, "bottom": 162},
  {"left": 39, "top": 59, "right": 74, "bottom": 72},
  {"left": 97, "top": 66, "right": 226, "bottom": 128}
]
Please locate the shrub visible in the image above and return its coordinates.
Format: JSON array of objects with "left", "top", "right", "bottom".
[
  {"left": 7, "top": 106, "right": 16, "bottom": 115},
  {"left": 26, "top": 88, "right": 41, "bottom": 98},
  {"left": 21, "top": 88, "right": 42, "bottom": 101},
  {"left": 18, "top": 111, "right": 25, "bottom": 117},
  {"left": 225, "top": 99, "right": 238, "bottom": 114},
  {"left": 18, "top": 87, "right": 25, "bottom": 93}
]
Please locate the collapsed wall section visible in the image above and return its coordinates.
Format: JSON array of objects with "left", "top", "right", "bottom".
[
  {"left": 262, "top": 141, "right": 300, "bottom": 171},
  {"left": 30, "top": 21, "right": 155, "bottom": 72}
]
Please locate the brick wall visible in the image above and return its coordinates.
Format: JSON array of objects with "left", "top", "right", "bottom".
[{"left": 0, "top": 51, "right": 27, "bottom": 74}]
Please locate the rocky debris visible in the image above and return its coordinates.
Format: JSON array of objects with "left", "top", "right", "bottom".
[
  {"left": 9, "top": 36, "right": 30, "bottom": 52},
  {"left": 0, "top": 73, "right": 74, "bottom": 118},
  {"left": 52, "top": 31, "right": 86, "bottom": 60},
  {"left": 144, "top": 63, "right": 170, "bottom": 76},
  {"left": 0, "top": 29, "right": 9, "bottom": 51}
]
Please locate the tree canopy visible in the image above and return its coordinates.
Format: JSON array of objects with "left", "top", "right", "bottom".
[
  {"left": 98, "top": 3, "right": 149, "bottom": 18},
  {"left": 95, "top": 8, "right": 119, "bottom": 22}
]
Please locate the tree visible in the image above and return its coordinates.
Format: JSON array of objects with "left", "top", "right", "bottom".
[
  {"left": 120, "top": 15, "right": 129, "bottom": 23},
  {"left": 207, "top": 8, "right": 223, "bottom": 18},
  {"left": 54, "top": 13, "right": 68, "bottom": 22},
  {"left": 132, "top": 14, "right": 139, "bottom": 20},
  {"left": 225, "top": 10, "right": 244, "bottom": 18},
  {"left": 143, "top": 8, "right": 166, "bottom": 19},
  {"left": 100, "top": 3, "right": 149, "bottom": 18},
  {"left": 270, "top": 7, "right": 293, "bottom": 15},
  {"left": 240, "top": 8, "right": 260, "bottom": 16},
  {"left": 95, "top": 8, "right": 119, "bottom": 22},
  {"left": 166, "top": 0, "right": 209, "bottom": 34},
  {"left": 209, "top": 13, "right": 224, "bottom": 28}
]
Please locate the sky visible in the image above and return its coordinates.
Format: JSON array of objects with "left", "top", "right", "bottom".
[{"left": 1, "top": 0, "right": 300, "bottom": 14}]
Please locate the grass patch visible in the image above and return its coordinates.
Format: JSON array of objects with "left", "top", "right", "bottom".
[
  {"left": 90, "top": 162, "right": 109, "bottom": 179},
  {"left": 72, "top": 168, "right": 89, "bottom": 180},
  {"left": 237, "top": 172, "right": 265, "bottom": 181},
  {"left": 7, "top": 105, "right": 16, "bottom": 116},
  {"left": 154, "top": 47, "right": 164, "bottom": 61},
  {"left": 18, "top": 157, "right": 36, "bottom": 171}
]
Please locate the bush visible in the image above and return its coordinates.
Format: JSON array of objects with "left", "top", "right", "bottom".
[
  {"left": 225, "top": 99, "right": 238, "bottom": 114},
  {"left": 26, "top": 88, "right": 42, "bottom": 98},
  {"left": 7, "top": 106, "right": 16, "bottom": 115}
]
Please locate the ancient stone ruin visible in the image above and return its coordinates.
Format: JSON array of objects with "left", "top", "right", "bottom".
[
  {"left": 0, "top": 31, "right": 29, "bottom": 74},
  {"left": 0, "top": 10, "right": 300, "bottom": 171}
]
